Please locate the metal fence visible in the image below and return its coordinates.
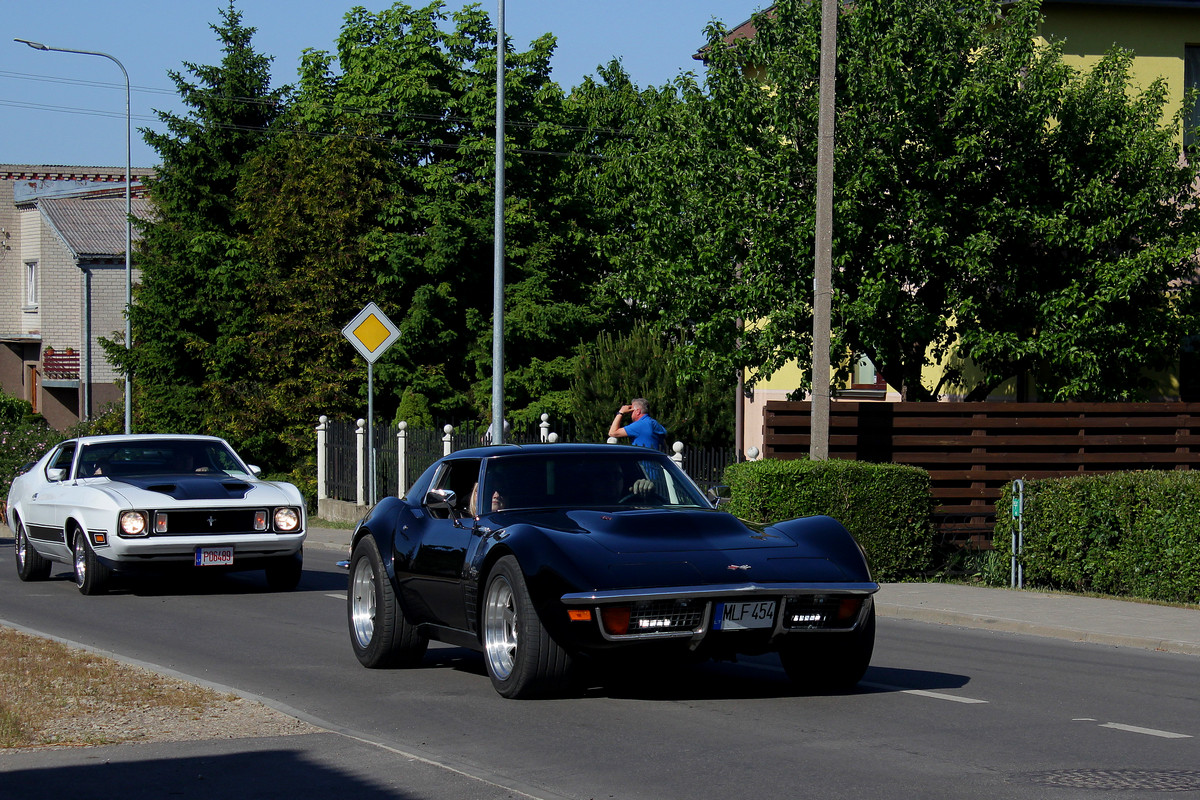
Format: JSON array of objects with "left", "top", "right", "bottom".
[{"left": 321, "top": 418, "right": 733, "bottom": 503}]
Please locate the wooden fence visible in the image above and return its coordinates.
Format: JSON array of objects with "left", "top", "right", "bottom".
[{"left": 763, "top": 401, "right": 1200, "bottom": 541}]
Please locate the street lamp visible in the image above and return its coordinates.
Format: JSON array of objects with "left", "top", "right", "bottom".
[{"left": 14, "top": 38, "right": 133, "bottom": 434}]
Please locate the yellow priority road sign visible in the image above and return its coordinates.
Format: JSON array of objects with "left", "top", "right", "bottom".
[{"left": 342, "top": 303, "right": 400, "bottom": 364}]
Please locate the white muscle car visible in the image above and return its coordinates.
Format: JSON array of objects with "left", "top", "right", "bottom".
[{"left": 6, "top": 434, "right": 306, "bottom": 594}]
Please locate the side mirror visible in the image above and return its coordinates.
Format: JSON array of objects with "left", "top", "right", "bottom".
[
  {"left": 46, "top": 467, "right": 67, "bottom": 482},
  {"left": 707, "top": 485, "right": 732, "bottom": 507},
  {"left": 424, "top": 488, "right": 458, "bottom": 511},
  {"left": 248, "top": 464, "right": 263, "bottom": 477}
]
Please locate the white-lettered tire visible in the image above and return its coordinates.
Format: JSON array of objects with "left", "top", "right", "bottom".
[
  {"left": 779, "top": 603, "right": 875, "bottom": 693},
  {"left": 348, "top": 536, "right": 427, "bottom": 668},
  {"left": 482, "top": 555, "right": 573, "bottom": 699},
  {"left": 264, "top": 548, "right": 303, "bottom": 591},
  {"left": 72, "top": 528, "right": 110, "bottom": 596},
  {"left": 14, "top": 517, "right": 51, "bottom": 581}
]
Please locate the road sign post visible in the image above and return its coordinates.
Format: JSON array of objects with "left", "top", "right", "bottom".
[{"left": 342, "top": 303, "right": 401, "bottom": 506}]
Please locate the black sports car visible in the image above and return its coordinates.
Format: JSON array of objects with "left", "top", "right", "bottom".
[{"left": 347, "top": 444, "right": 878, "bottom": 698}]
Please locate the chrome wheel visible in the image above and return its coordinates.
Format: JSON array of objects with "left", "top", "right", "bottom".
[
  {"left": 73, "top": 534, "right": 88, "bottom": 589},
  {"left": 483, "top": 572, "right": 518, "bottom": 681},
  {"left": 350, "top": 554, "right": 378, "bottom": 649},
  {"left": 346, "top": 536, "right": 426, "bottom": 668},
  {"left": 71, "top": 530, "right": 110, "bottom": 595}
]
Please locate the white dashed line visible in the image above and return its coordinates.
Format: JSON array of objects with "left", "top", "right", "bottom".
[
  {"left": 860, "top": 682, "right": 989, "bottom": 704},
  {"left": 1099, "top": 723, "right": 1192, "bottom": 739}
]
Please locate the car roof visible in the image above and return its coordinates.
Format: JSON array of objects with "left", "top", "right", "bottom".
[
  {"left": 70, "top": 434, "right": 228, "bottom": 446},
  {"left": 450, "top": 443, "right": 668, "bottom": 458}
]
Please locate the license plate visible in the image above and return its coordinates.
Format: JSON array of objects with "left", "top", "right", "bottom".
[
  {"left": 713, "top": 600, "right": 776, "bottom": 631},
  {"left": 195, "top": 546, "right": 234, "bottom": 567}
]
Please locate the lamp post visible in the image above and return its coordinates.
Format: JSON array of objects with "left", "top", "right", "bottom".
[{"left": 15, "top": 38, "right": 133, "bottom": 434}]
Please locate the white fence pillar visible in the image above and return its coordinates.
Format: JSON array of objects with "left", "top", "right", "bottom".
[
  {"left": 316, "top": 415, "right": 328, "bottom": 501},
  {"left": 355, "top": 418, "right": 366, "bottom": 507},
  {"left": 443, "top": 424, "right": 455, "bottom": 456},
  {"left": 397, "top": 421, "right": 408, "bottom": 498},
  {"left": 540, "top": 413, "right": 550, "bottom": 442},
  {"left": 671, "top": 441, "right": 684, "bottom": 468}
]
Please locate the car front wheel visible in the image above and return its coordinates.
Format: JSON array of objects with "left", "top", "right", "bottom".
[
  {"left": 347, "top": 536, "right": 427, "bottom": 668},
  {"left": 14, "top": 518, "right": 51, "bottom": 581},
  {"left": 482, "top": 555, "right": 573, "bottom": 699},
  {"left": 73, "top": 529, "right": 110, "bottom": 596}
]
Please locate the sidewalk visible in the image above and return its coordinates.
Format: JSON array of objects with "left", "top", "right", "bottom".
[{"left": 305, "top": 525, "right": 1200, "bottom": 657}]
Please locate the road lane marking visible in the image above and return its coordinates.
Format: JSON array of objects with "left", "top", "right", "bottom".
[
  {"left": 1100, "top": 723, "right": 1192, "bottom": 739},
  {"left": 860, "top": 682, "right": 989, "bottom": 704},
  {"left": 325, "top": 593, "right": 344, "bottom": 600}
]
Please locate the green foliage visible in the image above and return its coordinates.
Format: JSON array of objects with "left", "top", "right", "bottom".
[
  {"left": 105, "top": 1, "right": 285, "bottom": 442},
  {"left": 394, "top": 389, "right": 435, "bottom": 429},
  {"left": 0, "top": 395, "right": 41, "bottom": 430},
  {"left": 606, "top": 0, "right": 1200, "bottom": 402},
  {"left": 569, "top": 324, "right": 734, "bottom": 447},
  {"left": 65, "top": 404, "right": 126, "bottom": 438},
  {"left": 723, "top": 458, "right": 934, "bottom": 580},
  {"left": 0, "top": 420, "right": 61, "bottom": 505},
  {"left": 994, "top": 472, "right": 1200, "bottom": 603}
]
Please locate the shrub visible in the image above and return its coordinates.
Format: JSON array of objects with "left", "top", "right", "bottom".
[
  {"left": 994, "top": 472, "right": 1200, "bottom": 603},
  {"left": 1, "top": 423, "right": 62, "bottom": 508},
  {"left": 722, "top": 458, "right": 935, "bottom": 581}
]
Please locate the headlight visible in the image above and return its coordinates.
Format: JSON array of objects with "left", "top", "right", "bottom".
[
  {"left": 274, "top": 507, "right": 300, "bottom": 532},
  {"left": 120, "top": 510, "right": 148, "bottom": 536}
]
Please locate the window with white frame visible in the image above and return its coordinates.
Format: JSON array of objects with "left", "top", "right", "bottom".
[{"left": 24, "top": 260, "right": 37, "bottom": 307}]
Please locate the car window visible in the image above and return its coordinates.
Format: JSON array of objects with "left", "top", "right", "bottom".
[
  {"left": 46, "top": 443, "right": 76, "bottom": 480},
  {"left": 481, "top": 454, "right": 708, "bottom": 511},
  {"left": 428, "top": 459, "right": 482, "bottom": 518},
  {"left": 78, "top": 440, "right": 249, "bottom": 478}
]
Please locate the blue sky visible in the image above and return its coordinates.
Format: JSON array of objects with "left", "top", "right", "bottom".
[{"left": 2, "top": 1, "right": 762, "bottom": 168}]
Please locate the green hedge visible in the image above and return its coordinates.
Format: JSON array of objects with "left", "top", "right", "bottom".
[
  {"left": 723, "top": 458, "right": 934, "bottom": 581},
  {"left": 994, "top": 472, "right": 1200, "bottom": 604}
]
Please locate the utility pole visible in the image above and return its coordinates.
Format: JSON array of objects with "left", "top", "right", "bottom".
[{"left": 810, "top": 0, "right": 837, "bottom": 460}]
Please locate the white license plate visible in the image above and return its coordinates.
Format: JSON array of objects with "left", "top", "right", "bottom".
[
  {"left": 713, "top": 600, "right": 776, "bottom": 631},
  {"left": 195, "top": 546, "right": 234, "bottom": 567}
]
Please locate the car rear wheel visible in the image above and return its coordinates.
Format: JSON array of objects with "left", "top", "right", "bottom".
[
  {"left": 348, "top": 536, "right": 427, "bottom": 668},
  {"left": 779, "top": 603, "right": 875, "bottom": 693},
  {"left": 14, "top": 518, "right": 51, "bottom": 581},
  {"left": 72, "top": 529, "right": 110, "bottom": 596},
  {"left": 264, "top": 548, "right": 303, "bottom": 591},
  {"left": 482, "top": 555, "right": 573, "bottom": 699}
]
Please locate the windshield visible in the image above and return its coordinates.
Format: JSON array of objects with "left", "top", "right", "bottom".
[
  {"left": 77, "top": 439, "right": 250, "bottom": 479},
  {"left": 479, "top": 452, "right": 709, "bottom": 511}
]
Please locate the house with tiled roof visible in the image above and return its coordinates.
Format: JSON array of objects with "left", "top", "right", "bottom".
[{"left": 1, "top": 165, "right": 154, "bottom": 429}]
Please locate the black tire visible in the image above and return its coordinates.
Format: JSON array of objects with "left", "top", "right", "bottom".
[
  {"left": 72, "top": 529, "right": 110, "bottom": 596},
  {"left": 481, "top": 555, "right": 573, "bottom": 699},
  {"left": 779, "top": 603, "right": 875, "bottom": 693},
  {"left": 264, "top": 548, "right": 304, "bottom": 591},
  {"left": 14, "top": 517, "right": 51, "bottom": 581},
  {"left": 347, "top": 536, "right": 427, "bottom": 668}
]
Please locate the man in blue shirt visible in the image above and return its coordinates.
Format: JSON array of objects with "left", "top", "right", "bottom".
[{"left": 609, "top": 398, "right": 666, "bottom": 450}]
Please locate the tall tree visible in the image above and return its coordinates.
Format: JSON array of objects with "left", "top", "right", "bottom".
[
  {"left": 256, "top": 2, "right": 628, "bottom": 430},
  {"left": 105, "top": 2, "right": 285, "bottom": 434},
  {"left": 608, "top": 0, "right": 1200, "bottom": 402}
]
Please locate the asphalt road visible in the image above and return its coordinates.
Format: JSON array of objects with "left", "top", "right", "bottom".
[{"left": 2, "top": 539, "right": 1199, "bottom": 799}]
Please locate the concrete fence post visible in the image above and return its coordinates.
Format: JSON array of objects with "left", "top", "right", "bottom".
[
  {"left": 316, "top": 415, "right": 328, "bottom": 501},
  {"left": 355, "top": 418, "right": 366, "bottom": 507},
  {"left": 443, "top": 424, "right": 454, "bottom": 456},
  {"left": 397, "top": 421, "right": 408, "bottom": 498}
]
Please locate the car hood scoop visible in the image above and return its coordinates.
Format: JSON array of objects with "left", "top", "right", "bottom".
[
  {"left": 565, "top": 508, "right": 799, "bottom": 555},
  {"left": 116, "top": 475, "right": 254, "bottom": 500}
]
